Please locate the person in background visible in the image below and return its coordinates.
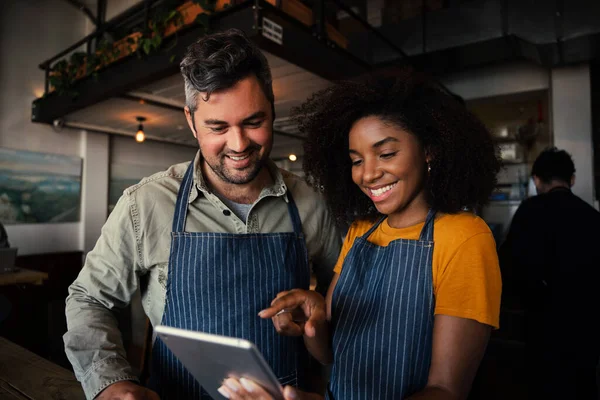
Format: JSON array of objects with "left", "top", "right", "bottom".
[
  {"left": 499, "top": 147, "right": 600, "bottom": 400},
  {"left": 218, "top": 70, "right": 502, "bottom": 400},
  {"left": 64, "top": 29, "right": 341, "bottom": 400}
]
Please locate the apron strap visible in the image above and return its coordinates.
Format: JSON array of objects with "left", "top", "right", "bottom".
[
  {"left": 418, "top": 209, "right": 436, "bottom": 242},
  {"left": 172, "top": 161, "right": 195, "bottom": 233},
  {"left": 360, "top": 209, "right": 436, "bottom": 242},
  {"left": 285, "top": 190, "right": 304, "bottom": 237}
]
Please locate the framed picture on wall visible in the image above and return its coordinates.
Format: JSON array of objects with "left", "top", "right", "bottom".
[{"left": 0, "top": 148, "right": 82, "bottom": 224}]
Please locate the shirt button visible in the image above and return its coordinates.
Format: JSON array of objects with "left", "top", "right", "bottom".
[{"left": 223, "top": 209, "right": 231, "bottom": 216}]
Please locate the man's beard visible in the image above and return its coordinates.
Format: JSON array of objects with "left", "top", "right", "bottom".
[{"left": 203, "top": 145, "right": 267, "bottom": 185}]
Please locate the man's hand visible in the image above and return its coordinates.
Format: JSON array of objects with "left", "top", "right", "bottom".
[
  {"left": 96, "top": 381, "right": 160, "bottom": 400},
  {"left": 258, "top": 289, "right": 327, "bottom": 337},
  {"left": 218, "top": 378, "right": 324, "bottom": 400}
]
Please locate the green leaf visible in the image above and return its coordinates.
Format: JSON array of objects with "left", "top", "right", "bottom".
[
  {"left": 143, "top": 40, "right": 151, "bottom": 55},
  {"left": 166, "top": 10, "right": 178, "bottom": 22},
  {"left": 170, "top": 54, "right": 176, "bottom": 63}
]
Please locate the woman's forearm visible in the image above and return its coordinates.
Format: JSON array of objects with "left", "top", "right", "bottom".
[{"left": 303, "top": 320, "right": 333, "bottom": 365}]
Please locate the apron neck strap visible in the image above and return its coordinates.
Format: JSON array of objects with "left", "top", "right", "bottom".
[
  {"left": 418, "top": 209, "right": 436, "bottom": 242},
  {"left": 172, "top": 161, "right": 304, "bottom": 235},
  {"left": 360, "top": 209, "right": 436, "bottom": 242},
  {"left": 285, "top": 190, "right": 303, "bottom": 236},
  {"left": 172, "top": 161, "right": 195, "bottom": 233}
]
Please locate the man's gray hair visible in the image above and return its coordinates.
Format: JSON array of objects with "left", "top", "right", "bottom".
[{"left": 180, "top": 29, "right": 274, "bottom": 114}]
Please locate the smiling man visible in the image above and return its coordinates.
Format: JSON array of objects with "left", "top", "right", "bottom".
[{"left": 64, "top": 29, "right": 341, "bottom": 400}]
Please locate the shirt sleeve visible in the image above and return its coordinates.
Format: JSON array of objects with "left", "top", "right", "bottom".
[
  {"left": 434, "top": 232, "right": 502, "bottom": 329},
  {"left": 64, "top": 192, "right": 142, "bottom": 399}
]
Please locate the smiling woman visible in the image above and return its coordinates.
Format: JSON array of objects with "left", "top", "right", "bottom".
[{"left": 286, "top": 69, "right": 503, "bottom": 400}]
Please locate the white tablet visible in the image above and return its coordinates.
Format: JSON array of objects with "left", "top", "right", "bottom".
[{"left": 154, "top": 325, "right": 284, "bottom": 400}]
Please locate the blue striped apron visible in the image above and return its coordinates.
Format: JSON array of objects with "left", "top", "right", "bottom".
[
  {"left": 149, "top": 161, "right": 311, "bottom": 399},
  {"left": 327, "top": 210, "right": 436, "bottom": 399}
]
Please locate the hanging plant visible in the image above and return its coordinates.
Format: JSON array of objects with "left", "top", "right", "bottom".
[
  {"left": 48, "top": 51, "right": 88, "bottom": 97},
  {"left": 45, "top": 0, "right": 229, "bottom": 96},
  {"left": 137, "top": 4, "right": 184, "bottom": 56}
]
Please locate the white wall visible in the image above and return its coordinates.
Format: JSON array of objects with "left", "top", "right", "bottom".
[
  {"left": 81, "top": 132, "right": 110, "bottom": 253},
  {"left": 0, "top": 1, "right": 88, "bottom": 255},
  {"left": 0, "top": 2, "right": 86, "bottom": 155},
  {"left": 551, "top": 65, "right": 596, "bottom": 207}
]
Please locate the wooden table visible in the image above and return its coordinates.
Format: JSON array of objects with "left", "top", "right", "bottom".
[
  {"left": 0, "top": 336, "right": 85, "bottom": 399},
  {"left": 0, "top": 268, "right": 48, "bottom": 286}
]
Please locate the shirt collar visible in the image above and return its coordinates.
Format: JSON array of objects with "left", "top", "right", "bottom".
[{"left": 188, "top": 150, "right": 288, "bottom": 203}]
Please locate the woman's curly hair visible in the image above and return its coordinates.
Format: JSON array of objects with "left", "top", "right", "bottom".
[{"left": 296, "top": 69, "right": 501, "bottom": 228}]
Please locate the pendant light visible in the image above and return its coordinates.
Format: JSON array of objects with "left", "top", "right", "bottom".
[{"left": 135, "top": 116, "right": 146, "bottom": 143}]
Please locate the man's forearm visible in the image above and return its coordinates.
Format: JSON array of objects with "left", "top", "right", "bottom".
[{"left": 65, "top": 284, "right": 138, "bottom": 399}]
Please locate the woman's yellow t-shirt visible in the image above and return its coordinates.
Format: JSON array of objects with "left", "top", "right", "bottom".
[{"left": 334, "top": 212, "right": 502, "bottom": 328}]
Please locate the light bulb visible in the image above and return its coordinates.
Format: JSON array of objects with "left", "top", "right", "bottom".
[
  {"left": 135, "top": 130, "right": 145, "bottom": 143},
  {"left": 134, "top": 118, "right": 146, "bottom": 143},
  {"left": 288, "top": 154, "right": 297, "bottom": 162}
]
